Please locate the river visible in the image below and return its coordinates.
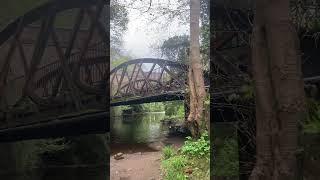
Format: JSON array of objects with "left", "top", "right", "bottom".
[
  {"left": 110, "top": 111, "right": 186, "bottom": 154},
  {"left": 110, "top": 111, "right": 186, "bottom": 179},
  {"left": 110, "top": 112, "right": 169, "bottom": 144}
]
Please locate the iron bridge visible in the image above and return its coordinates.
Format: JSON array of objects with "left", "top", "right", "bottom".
[{"left": 0, "top": 0, "right": 109, "bottom": 141}]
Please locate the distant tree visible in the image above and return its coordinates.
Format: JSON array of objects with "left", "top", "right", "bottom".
[
  {"left": 200, "top": 0, "right": 209, "bottom": 70},
  {"left": 157, "top": 0, "right": 209, "bottom": 68},
  {"left": 109, "top": 0, "right": 131, "bottom": 67},
  {"left": 160, "top": 35, "right": 189, "bottom": 63},
  {"left": 110, "top": 0, "right": 129, "bottom": 54}
]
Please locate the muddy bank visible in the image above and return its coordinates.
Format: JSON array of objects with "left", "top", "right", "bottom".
[
  {"left": 110, "top": 136, "right": 185, "bottom": 180},
  {"left": 110, "top": 151, "right": 162, "bottom": 180}
]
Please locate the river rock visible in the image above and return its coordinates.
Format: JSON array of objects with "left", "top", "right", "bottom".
[{"left": 114, "top": 152, "right": 124, "bottom": 160}]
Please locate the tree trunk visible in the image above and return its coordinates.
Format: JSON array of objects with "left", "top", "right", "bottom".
[
  {"left": 250, "top": 0, "right": 306, "bottom": 179},
  {"left": 188, "top": 0, "right": 206, "bottom": 137}
]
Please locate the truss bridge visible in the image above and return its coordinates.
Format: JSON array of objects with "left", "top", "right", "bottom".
[{"left": 0, "top": 0, "right": 109, "bottom": 141}]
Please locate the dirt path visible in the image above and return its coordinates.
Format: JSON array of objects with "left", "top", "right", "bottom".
[
  {"left": 110, "top": 151, "right": 162, "bottom": 180},
  {"left": 110, "top": 137, "right": 185, "bottom": 180}
]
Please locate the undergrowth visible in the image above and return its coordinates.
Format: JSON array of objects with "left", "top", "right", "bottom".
[
  {"left": 304, "top": 98, "right": 320, "bottom": 133},
  {"left": 212, "top": 138, "right": 239, "bottom": 176},
  {"left": 161, "top": 132, "right": 210, "bottom": 180}
]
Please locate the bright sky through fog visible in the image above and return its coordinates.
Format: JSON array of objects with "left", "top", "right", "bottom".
[{"left": 122, "top": 1, "right": 189, "bottom": 59}]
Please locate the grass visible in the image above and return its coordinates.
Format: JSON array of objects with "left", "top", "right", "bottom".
[
  {"left": 161, "top": 151, "right": 210, "bottom": 180},
  {"left": 212, "top": 123, "right": 239, "bottom": 177},
  {"left": 304, "top": 120, "right": 320, "bottom": 134},
  {"left": 162, "top": 146, "right": 176, "bottom": 160},
  {"left": 162, "top": 155, "right": 188, "bottom": 180},
  {"left": 212, "top": 138, "right": 239, "bottom": 176},
  {"left": 161, "top": 132, "right": 210, "bottom": 180},
  {"left": 304, "top": 98, "right": 320, "bottom": 134}
]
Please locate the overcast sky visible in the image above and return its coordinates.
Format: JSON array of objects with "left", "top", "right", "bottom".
[{"left": 121, "top": 1, "right": 189, "bottom": 59}]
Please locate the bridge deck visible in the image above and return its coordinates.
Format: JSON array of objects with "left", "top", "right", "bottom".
[{"left": 0, "top": 111, "right": 108, "bottom": 142}]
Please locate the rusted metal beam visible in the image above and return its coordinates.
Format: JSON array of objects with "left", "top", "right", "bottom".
[
  {"left": 16, "top": 39, "right": 29, "bottom": 75},
  {"left": 140, "top": 63, "right": 156, "bottom": 94},
  {"left": 22, "top": 13, "right": 55, "bottom": 97},
  {"left": 115, "top": 65, "right": 127, "bottom": 96},
  {"left": 85, "top": 2, "right": 109, "bottom": 45},
  {"left": 51, "top": 29, "right": 83, "bottom": 110},
  {"left": 111, "top": 92, "right": 185, "bottom": 107},
  {"left": 0, "top": 17, "right": 25, "bottom": 97},
  {"left": 52, "top": 8, "right": 85, "bottom": 96},
  {"left": 125, "top": 63, "right": 137, "bottom": 94},
  {"left": 0, "top": 111, "right": 108, "bottom": 142}
]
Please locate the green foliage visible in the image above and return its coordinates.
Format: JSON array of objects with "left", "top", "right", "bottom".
[
  {"left": 162, "top": 146, "right": 176, "bottom": 160},
  {"left": 160, "top": 35, "right": 189, "bottom": 63},
  {"left": 164, "top": 101, "right": 185, "bottom": 118},
  {"left": 304, "top": 98, "right": 320, "bottom": 133},
  {"left": 162, "top": 155, "right": 188, "bottom": 180},
  {"left": 110, "top": 0, "right": 129, "bottom": 51},
  {"left": 113, "top": 103, "right": 166, "bottom": 115},
  {"left": 304, "top": 120, "right": 320, "bottom": 134},
  {"left": 111, "top": 56, "right": 131, "bottom": 68},
  {"left": 200, "top": 23, "right": 210, "bottom": 70},
  {"left": 187, "top": 157, "right": 210, "bottom": 179},
  {"left": 241, "top": 82, "right": 255, "bottom": 100},
  {"left": 129, "top": 104, "right": 144, "bottom": 113},
  {"left": 181, "top": 131, "right": 210, "bottom": 159},
  {"left": 204, "top": 94, "right": 210, "bottom": 106},
  {"left": 141, "top": 102, "right": 165, "bottom": 112},
  {"left": 212, "top": 138, "right": 239, "bottom": 176},
  {"left": 306, "top": 98, "right": 320, "bottom": 121},
  {"left": 161, "top": 132, "right": 210, "bottom": 180},
  {"left": 36, "top": 138, "right": 70, "bottom": 154}
]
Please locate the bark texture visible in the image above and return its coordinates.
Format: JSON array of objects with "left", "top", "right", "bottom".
[
  {"left": 250, "top": 0, "right": 306, "bottom": 179},
  {"left": 188, "top": 0, "right": 206, "bottom": 137}
]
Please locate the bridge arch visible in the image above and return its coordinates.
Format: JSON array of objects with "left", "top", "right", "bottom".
[
  {"left": 0, "top": 0, "right": 109, "bottom": 108},
  {"left": 110, "top": 58, "right": 188, "bottom": 106},
  {"left": 0, "top": 0, "right": 109, "bottom": 138}
]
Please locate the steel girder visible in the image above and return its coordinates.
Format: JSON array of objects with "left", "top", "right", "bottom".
[
  {"left": 110, "top": 58, "right": 188, "bottom": 104},
  {"left": 0, "top": 0, "right": 109, "bottom": 136}
]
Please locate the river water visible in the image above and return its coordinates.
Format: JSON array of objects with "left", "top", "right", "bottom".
[
  {"left": 110, "top": 112, "right": 168, "bottom": 144},
  {"left": 110, "top": 112, "right": 185, "bottom": 154}
]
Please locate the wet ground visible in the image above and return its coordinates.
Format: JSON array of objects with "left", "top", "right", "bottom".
[
  {"left": 110, "top": 112, "right": 186, "bottom": 179},
  {"left": 110, "top": 136, "right": 185, "bottom": 180},
  {"left": 110, "top": 151, "right": 162, "bottom": 180}
]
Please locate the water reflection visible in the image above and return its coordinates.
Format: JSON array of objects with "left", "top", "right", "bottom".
[{"left": 110, "top": 112, "right": 168, "bottom": 144}]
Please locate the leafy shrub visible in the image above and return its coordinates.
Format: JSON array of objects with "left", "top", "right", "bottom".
[
  {"left": 164, "top": 101, "right": 185, "bottom": 118},
  {"left": 181, "top": 131, "right": 210, "bottom": 158},
  {"left": 212, "top": 138, "right": 239, "bottom": 176},
  {"left": 162, "top": 146, "right": 176, "bottom": 160},
  {"left": 161, "top": 132, "right": 210, "bottom": 180},
  {"left": 162, "top": 155, "right": 188, "bottom": 180},
  {"left": 304, "top": 98, "right": 320, "bottom": 133}
]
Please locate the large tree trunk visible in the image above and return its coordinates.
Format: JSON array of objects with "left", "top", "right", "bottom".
[
  {"left": 188, "top": 0, "right": 206, "bottom": 137},
  {"left": 250, "top": 0, "right": 306, "bottom": 179}
]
